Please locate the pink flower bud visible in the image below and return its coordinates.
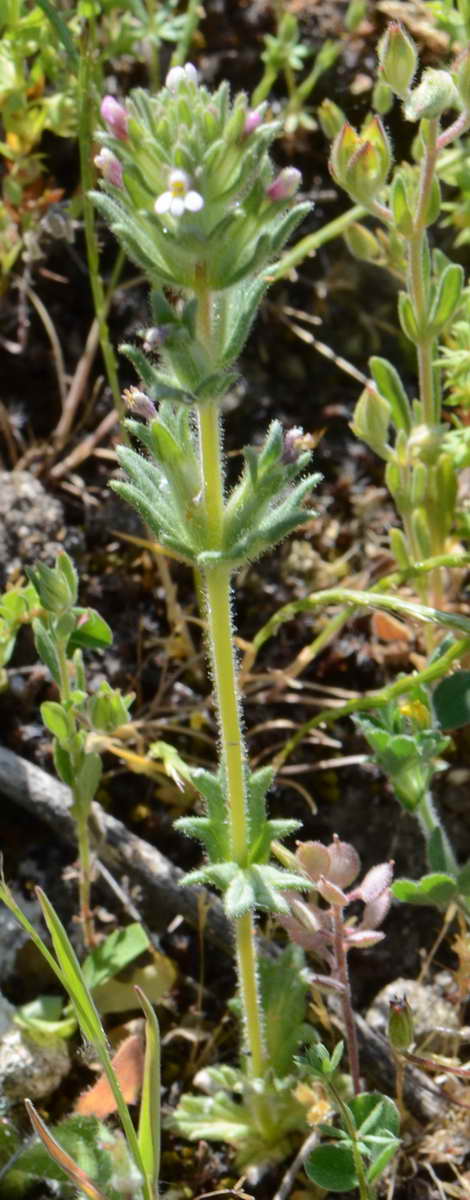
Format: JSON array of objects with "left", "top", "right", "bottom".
[
  {"left": 244, "top": 108, "right": 263, "bottom": 136},
  {"left": 94, "top": 148, "right": 123, "bottom": 188},
  {"left": 100, "top": 95, "right": 129, "bottom": 141},
  {"left": 123, "top": 387, "right": 157, "bottom": 420},
  {"left": 266, "top": 167, "right": 301, "bottom": 202}
]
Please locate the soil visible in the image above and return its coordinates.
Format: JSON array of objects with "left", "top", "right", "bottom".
[{"left": 1, "top": 3, "right": 470, "bottom": 1199}]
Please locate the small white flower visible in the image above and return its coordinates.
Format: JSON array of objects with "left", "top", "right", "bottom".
[
  {"left": 155, "top": 168, "right": 204, "bottom": 218},
  {"left": 165, "top": 62, "right": 198, "bottom": 92}
]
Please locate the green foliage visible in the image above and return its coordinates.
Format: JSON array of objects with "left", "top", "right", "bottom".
[
  {"left": 0, "top": 882, "right": 159, "bottom": 1200},
  {"left": 357, "top": 688, "right": 450, "bottom": 813},
  {"left": 82, "top": 923, "right": 150, "bottom": 991},
  {"left": 303, "top": 1044, "right": 400, "bottom": 1194},
  {"left": 433, "top": 669, "right": 470, "bottom": 729},
  {"left": 115, "top": 409, "right": 320, "bottom": 568},
  {"left": 176, "top": 765, "right": 309, "bottom": 918},
  {"left": 172, "top": 948, "right": 310, "bottom": 1167}
]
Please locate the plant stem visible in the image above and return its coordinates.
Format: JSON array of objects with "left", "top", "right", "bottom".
[
  {"left": 195, "top": 288, "right": 266, "bottom": 1079},
  {"left": 416, "top": 790, "right": 458, "bottom": 876},
  {"left": 333, "top": 908, "right": 361, "bottom": 1094},
  {"left": 330, "top": 1085, "right": 373, "bottom": 1200},
  {"left": 57, "top": 639, "right": 95, "bottom": 948},
  {"left": 408, "top": 119, "right": 439, "bottom": 428}
]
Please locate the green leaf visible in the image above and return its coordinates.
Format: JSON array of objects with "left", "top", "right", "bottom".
[
  {"left": 433, "top": 670, "right": 470, "bottom": 731},
  {"left": 68, "top": 609, "right": 113, "bottom": 652},
  {"left": 36, "top": 0, "right": 79, "bottom": 63},
  {"left": 35, "top": 889, "right": 108, "bottom": 1046},
  {"left": 259, "top": 946, "right": 309, "bottom": 1077},
  {"left": 136, "top": 988, "right": 161, "bottom": 1196},
  {"left": 15, "top": 994, "right": 77, "bottom": 1043},
  {"left": 348, "top": 1092, "right": 400, "bottom": 1138},
  {"left": 366, "top": 1137, "right": 400, "bottom": 1183},
  {"left": 32, "top": 620, "right": 61, "bottom": 686},
  {"left": 82, "top": 923, "right": 150, "bottom": 991},
  {"left": 398, "top": 292, "right": 419, "bottom": 343},
  {"left": 369, "top": 356, "right": 411, "bottom": 433},
  {"left": 392, "top": 873, "right": 457, "bottom": 908},
  {"left": 74, "top": 752, "right": 102, "bottom": 808},
  {"left": 457, "top": 860, "right": 470, "bottom": 898},
  {"left": 429, "top": 263, "right": 464, "bottom": 334},
  {"left": 306, "top": 1144, "right": 358, "bottom": 1191},
  {"left": 23, "top": 1106, "right": 110, "bottom": 1200},
  {"left": 427, "top": 827, "right": 450, "bottom": 873},
  {"left": 40, "top": 701, "right": 71, "bottom": 746},
  {"left": 53, "top": 741, "right": 74, "bottom": 786}
]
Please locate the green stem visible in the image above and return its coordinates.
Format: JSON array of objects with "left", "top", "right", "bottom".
[
  {"left": 268, "top": 204, "right": 366, "bottom": 281},
  {"left": 416, "top": 790, "right": 458, "bottom": 876},
  {"left": 407, "top": 119, "right": 439, "bottom": 429},
  {"left": 195, "top": 289, "right": 266, "bottom": 1080},
  {"left": 57, "top": 639, "right": 95, "bottom": 948},
  {"left": 330, "top": 1085, "right": 374, "bottom": 1200},
  {"left": 275, "top": 635, "right": 470, "bottom": 765},
  {"left": 332, "top": 909, "right": 361, "bottom": 1094}
]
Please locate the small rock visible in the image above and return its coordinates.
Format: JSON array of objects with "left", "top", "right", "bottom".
[
  {"left": 0, "top": 1027, "right": 69, "bottom": 1110},
  {"left": 0, "top": 470, "right": 82, "bottom": 589},
  {"left": 366, "top": 973, "right": 458, "bottom": 1053}
]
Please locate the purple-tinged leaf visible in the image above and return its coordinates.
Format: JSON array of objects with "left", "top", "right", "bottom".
[
  {"left": 362, "top": 889, "right": 392, "bottom": 930},
  {"left": 327, "top": 836, "right": 361, "bottom": 888},
  {"left": 317, "top": 876, "right": 348, "bottom": 907},
  {"left": 296, "top": 841, "right": 330, "bottom": 881},
  {"left": 346, "top": 929, "right": 385, "bottom": 949},
  {"left": 355, "top": 861, "right": 394, "bottom": 903}
]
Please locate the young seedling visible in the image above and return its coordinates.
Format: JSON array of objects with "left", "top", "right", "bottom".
[
  {"left": 0, "top": 553, "right": 133, "bottom": 946},
  {"left": 301, "top": 1041, "right": 400, "bottom": 1200}
]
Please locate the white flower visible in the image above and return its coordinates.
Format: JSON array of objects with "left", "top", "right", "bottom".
[
  {"left": 165, "top": 63, "right": 198, "bottom": 92},
  {"left": 155, "top": 168, "right": 204, "bottom": 218}
]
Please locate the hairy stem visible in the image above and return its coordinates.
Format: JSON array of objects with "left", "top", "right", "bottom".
[
  {"left": 196, "top": 286, "right": 266, "bottom": 1079},
  {"left": 57, "top": 640, "right": 95, "bottom": 948},
  {"left": 333, "top": 907, "right": 361, "bottom": 1095}
]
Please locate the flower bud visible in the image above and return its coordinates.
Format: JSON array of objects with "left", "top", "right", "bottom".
[
  {"left": 165, "top": 62, "right": 198, "bottom": 92},
  {"left": 100, "top": 95, "right": 129, "bottom": 141},
  {"left": 123, "top": 387, "right": 157, "bottom": 420},
  {"left": 388, "top": 995, "right": 414, "bottom": 1051},
  {"left": 329, "top": 122, "right": 360, "bottom": 185},
  {"left": 244, "top": 108, "right": 263, "bottom": 136},
  {"left": 378, "top": 22, "right": 417, "bottom": 99},
  {"left": 372, "top": 79, "right": 394, "bottom": 115},
  {"left": 27, "top": 558, "right": 77, "bottom": 614},
  {"left": 454, "top": 48, "right": 470, "bottom": 109},
  {"left": 344, "top": 222, "right": 382, "bottom": 263},
  {"left": 90, "top": 682, "right": 133, "bottom": 732},
  {"left": 317, "top": 99, "right": 346, "bottom": 139},
  {"left": 281, "top": 427, "right": 315, "bottom": 464},
  {"left": 266, "top": 167, "right": 302, "bottom": 202},
  {"left": 351, "top": 386, "right": 391, "bottom": 459},
  {"left": 404, "top": 69, "right": 459, "bottom": 121},
  {"left": 94, "top": 148, "right": 123, "bottom": 188}
]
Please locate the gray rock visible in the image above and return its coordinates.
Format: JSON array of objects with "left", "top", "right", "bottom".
[{"left": 0, "top": 470, "right": 82, "bottom": 589}]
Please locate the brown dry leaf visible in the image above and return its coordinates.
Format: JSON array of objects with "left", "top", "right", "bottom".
[
  {"left": 371, "top": 611, "right": 413, "bottom": 643},
  {"left": 75, "top": 1031, "right": 145, "bottom": 1118}
]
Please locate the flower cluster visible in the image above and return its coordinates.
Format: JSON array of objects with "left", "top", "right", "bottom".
[{"left": 92, "top": 63, "right": 308, "bottom": 291}]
